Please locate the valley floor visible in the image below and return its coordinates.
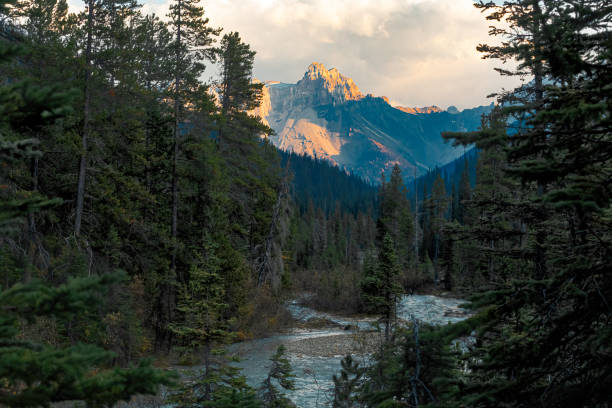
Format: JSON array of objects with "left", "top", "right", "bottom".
[{"left": 139, "top": 293, "right": 470, "bottom": 408}]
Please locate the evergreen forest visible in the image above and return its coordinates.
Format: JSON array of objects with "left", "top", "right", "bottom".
[{"left": 0, "top": 0, "right": 610, "bottom": 407}]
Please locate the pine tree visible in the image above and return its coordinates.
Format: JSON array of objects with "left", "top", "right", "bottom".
[
  {"left": 445, "top": 109, "right": 523, "bottom": 289},
  {"left": 74, "top": 0, "right": 94, "bottom": 236},
  {"left": 457, "top": 158, "right": 471, "bottom": 224},
  {"left": 0, "top": 274, "right": 173, "bottom": 407},
  {"left": 378, "top": 234, "right": 402, "bottom": 342},
  {"left": 332, "top": 354, "right": 363, "bottom": 408},
  {"left": 0, "top": 15, "right": 172, "bottom": 402},
  {"left": 96, "top": 0, "right": 141, "bottom": 87},
  {"left": 218, "top": 32, "right": 262, "bottom": 118},
  {"left": 168, "top": 0, "right": 219, "bottom": 248},
  {"left": 376, "top": 164, "right": 414, "bottom": 269},
  {"left": 359, "top": 247, "right": 379, "bottom": 311},
  {"left": 259, "top": 345, "right": 296, "bottom": 408},
  {"left": 361, "top": 234, "right": 402, "bottom": 342},
  {"left": 419, "top": 182, "right": 433, "bottom": 264},
  {"left": 0, "top": 0, "right": 74, "bottom": 280},
  {"left": 360, "top": 320, "right": 459, "bottom": 408},
  {"left": 170, "top": 246, "right": 231, "bottom": 398},
  {"left": 214, "top": 30, "right": 285, "bottom": 290},
  {"left": 425, "top": 175, "right": 449, "bottom": 285},
  {"left": 154, "top": 0, "right": 219, "bottom": 351},
  {"left": 440, "top": 1, "right": 612, "bottom": 406}
]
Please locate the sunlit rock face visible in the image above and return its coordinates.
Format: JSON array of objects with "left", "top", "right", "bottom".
[
  {"left": 252, "top": 62, "right": 491, "bottom": 183},
  {"left": 395, "top": 105, "right": 444, "bottom": 115},
  {"left": 299, "top": 62, "right": 364, "bottom": 104}
]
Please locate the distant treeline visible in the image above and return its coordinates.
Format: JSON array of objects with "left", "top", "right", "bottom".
[{"left": 280, "top": 150, "right": 378, "bottom": 216}]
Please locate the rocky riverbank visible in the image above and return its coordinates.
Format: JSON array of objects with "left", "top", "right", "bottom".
[
  {"left": 285, "top": 331, "right": 382, "bottom": 357},
  {"left": 133, "top": 294, "right": 471, "bottom": 408}
]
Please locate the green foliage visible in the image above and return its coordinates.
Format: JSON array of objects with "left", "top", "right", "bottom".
[
  {"left": 208, "top": 387, "right": 263, "bottom": 408},
  {"left": 0, "top": 273, "right": 173, "bottom": 407},
  {"left": 423, "top": 174, "right": 449, "bottom": 284},
  {"left": 171, "top": 356, "right": 261, "bottom": 408},
  {"left": 171, "top": 248, "right": 230, "bottom": 352},
  {"left": 437, "top": 1, "right": 612, "bottom": 407},
  {"left": 361, "top": 234, "right": 402, "bottom": 341},
  {"left": 259, "top": 345, "right": 296, "bottom": 408},
  {"left": 359, "top": 248, "right": 380, "bottom": 313},
  {"left": 332, "top": 354, "right": 364, "bottom": 408},
  {"left": 3, "top": 0, "right": 288, "bottom": 361},
  {"left": 4, "top": 0, "right": 609, "bottom": 406},
  {"left": 360, "top": 321, "right": 460, "bottom": 408},
  {"left": 167, "top": 0, "right": 220, "bottom": 93},
  {"left": 286, "top": 199, "right": 377, "bottom": 313},
  {"left": 356, "top": 2, "right": 611, "bottom": 407},
  {"left": 0, "top": 9, "right": 172, "bottom": 399},
  {"left": 377, "top": 164, "right": 414, "bottom": 270},
  {"left": 280, "top": 150, "right": 378, "bottom": 216},
  {"left": 218, "top": 31, "right": 262, "bottom": 115}
]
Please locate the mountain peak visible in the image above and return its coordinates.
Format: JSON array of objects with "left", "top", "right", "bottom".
[
  {"left": 395, "top": 105, "right": 444, "bottom": 115},
  {"left": 305, "top": 62, "right": 328, "bottom": 78},
  {"left": 301, "top": 62, "right": 363, "bottom": 103},
  {"left": 253, "top": 66, "right": 492, "bottom": 182}
]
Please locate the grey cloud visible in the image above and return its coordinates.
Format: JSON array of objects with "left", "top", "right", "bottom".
[
  {"left": 206, "top": 0, "right": 521, "bottom": 109},
  {"left": 67, "top": 0, "right": 520, "bottom": 109}
]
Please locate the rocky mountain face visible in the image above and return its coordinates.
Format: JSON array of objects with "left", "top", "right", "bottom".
[
  {"left": 252, "top": 62, "right": 491, "bottom": 183},
  {"left": 395, "top": 105, "right": 444, "bottom": 115}
]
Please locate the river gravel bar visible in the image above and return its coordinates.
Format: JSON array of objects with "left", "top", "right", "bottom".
[{"left": 285, "top": 332, "right": 382, "bottom": 357}]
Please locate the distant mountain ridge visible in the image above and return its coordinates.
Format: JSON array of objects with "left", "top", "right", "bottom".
[
  {"left": 251, "top": 62, "right": 491, "bottom": 183},
  {"left": 395, "top": 105, "right": 444, "bottom": 115}
]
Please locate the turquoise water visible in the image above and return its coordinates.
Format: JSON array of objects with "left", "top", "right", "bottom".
[{"left": 228, "top": 294, "right": 470, "bottom": 408}]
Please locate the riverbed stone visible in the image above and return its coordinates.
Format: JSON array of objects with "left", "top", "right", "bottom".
[{"left": 284, "top": 332, "right": 381, "bottom": 357}]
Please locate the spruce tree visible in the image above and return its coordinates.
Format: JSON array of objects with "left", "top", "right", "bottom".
[
  {"left": 0, "top": 15, "right": 172, "bottom": 402},
  {"left": 332, "top": 354, "right": 364, "bottom": 408},
  {"left": 218, "top": 32, "right": 262, "bottom": 119},
  {"left": 361, "top": 234, "right": 402, "bottom": 342},
  {"left": 360, "top": 321, "right": 459, "bottom": 408},
  {"left": 156, "top": 0, "right": 219, "bottom": 351},
  {"left": 441, "top": 1, "right": 612, "bottom": 406},
  {"left": 259, "top": 345, "right": 296, "bottom": 408},
  {"left": 376, "top": 164, "right": 414, "bottom": 270},
  {"left": 456, "top": 158, "right": 471, "bottom": 224},
  {"left": 426, "top": 175, "right": 449, "bottom": 285},
  {"left": 74, "top": 0, "right": 94, "bottom": 236}
]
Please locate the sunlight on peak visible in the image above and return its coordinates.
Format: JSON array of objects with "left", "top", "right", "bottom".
[{"left": 64, "top": 0, "right": 520, "bottom": 109}]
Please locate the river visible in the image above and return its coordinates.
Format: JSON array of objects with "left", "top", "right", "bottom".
[{"left": 228, "top": 294, "right": 471, "bottom": 408}]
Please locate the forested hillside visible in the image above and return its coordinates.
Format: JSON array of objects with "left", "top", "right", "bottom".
[
  {"left": 1, "top": 0, "right": 610, "bottom": 408},
  {"left": 280, "top": 150, "right": 378, "bottom": 215},
  {"left": 329, "top": 2, "right": 611, "bottom": 407},
  {"left": 0, "top": 0, "right": 297, "bottom": 404}
]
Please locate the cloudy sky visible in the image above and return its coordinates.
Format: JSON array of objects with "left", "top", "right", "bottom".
[{"left": 68, "top": 0, "right": 522, "bottom": 109}]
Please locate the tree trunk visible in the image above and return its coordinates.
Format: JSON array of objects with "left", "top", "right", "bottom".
[
  {"left": 75, "top": 0, "right": 94, "bottom": 237},
  {"left": 532, "top": 0, "right": 547, "bottom": 281},
  {"left": 154, "top": 273, "right": 175, "bottom": 352},
  {"left": 433, "top": 233, "right": 439, "bottom": 285},
  {"left": 155, "top": 0, "right": 183, "bottom": 353},
  {"left": 25, "top": 157, "right": 39, "bottom": 283},
  {"left": 256, "top": 174, "right": 289, "bottom": 287},
  {"left": 171, "top": 0, "right": 181, "bottom": 280},
  {"left": 384, "top": 280, "right": 392, "bottom": 343}
]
